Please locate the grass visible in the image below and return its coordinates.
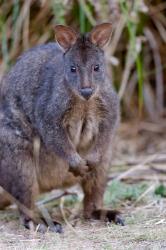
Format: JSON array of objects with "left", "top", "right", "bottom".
[
  {"left": 0, "top": 178, "right": 166, "bottom": 250},
  {"left": 155, "top": 184, "right": 166, "bottom": 197},
  {"left": 120, "top": 0, "right": 144, "bottom": 115},
  {"left": 104, "top": 180, "right": 148, "bottom": 207},
  {"left": 0, "top": 201, "right": 166, "bottom": 250}
]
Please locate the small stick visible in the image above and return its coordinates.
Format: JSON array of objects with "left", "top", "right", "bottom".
[
  {"left": 114, "top": 152, "right": 165, "bottom": 181},
  {"left": 36, "top": 191, "right": 77, "bottom": 206},
  {"left": 60, "top": 196, "right": 84, "bottom": 239}
]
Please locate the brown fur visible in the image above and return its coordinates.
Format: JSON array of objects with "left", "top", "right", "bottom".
[
  {"left": 0, "top": 24, "right": 123, "bottom": 231},
  {"left": 36, "top": 91, "right": 109, "bottom": 193},
  {"left": 0, "top": 92, "right": 116, "bottom": 221}
]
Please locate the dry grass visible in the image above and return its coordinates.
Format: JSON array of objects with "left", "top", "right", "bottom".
[{"left": 0, "top": 202, "right": 166, "bottom": 250}]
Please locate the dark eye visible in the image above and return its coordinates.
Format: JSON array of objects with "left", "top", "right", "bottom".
[
  {"left": 71, "top": 66, "right": 76, "bottom": 73},
  {"left": 94, "top": 64, "right": 100, "bottom": 72}
]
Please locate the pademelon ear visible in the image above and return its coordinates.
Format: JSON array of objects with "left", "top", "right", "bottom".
[
  {"left": 89, "top": 23, "right": 112, "bottom": 48},
  {"left": 54, "top": 25, "right": 78, "bottom": 51}
]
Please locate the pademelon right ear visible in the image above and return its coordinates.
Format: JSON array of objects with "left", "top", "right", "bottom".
[
  {"left": 54, "top": 25, "right": 78, "bottom": 51},
  {"left": 89, "top": 23, "right": 112, "bottom": 48}
]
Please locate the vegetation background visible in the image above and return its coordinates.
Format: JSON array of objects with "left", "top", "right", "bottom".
[
  {"left": 0, "top": 0, "right": 166, "bottom": 249},
  {"left": 0, "top": 0, "right": 165, "bottom": 120}
]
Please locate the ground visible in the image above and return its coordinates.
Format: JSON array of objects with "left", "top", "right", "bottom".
[
  {"left": 0, "top": 201, "right": 166, "bottom": 250},
  {"left": 0, "top": 122, "right": 166, "bottom": 250}
]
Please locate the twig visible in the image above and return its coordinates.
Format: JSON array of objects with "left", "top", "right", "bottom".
[
  {"left": 118, "top": 49, "right": 135, "bottom": 100},
  {"left": 108, "top": 174, "right": 166, "bottom": 183},
  {"left": 155, "top": 219, "right": 166, "bottom": 225},
  {"left": 153, "top": 19, "right": 166, "bottom": 43},
  {"left": 60, "top": 196, "right": 83, "bottom": 238},
  {"left": 117, "top": 153, "right": 166, "bottom": 166},
  {"left": 139, "top": 121, "right": 166, "bottom": 133},
  {"left": 114, "top": 153, "right": 166, "bottom": 181},
  {"left": 109, "top": 16, "right": 125, "bottom": 56},
  {"left": 78, "top": 0, "right": 96, "bottom": 26},
  {"left": 150, "top": 166, "right": 166, "bottom": 174},
  {"left": 108, "top": 0, "right": 120, "bottom": 24},
  {"left": 144, "top": 28, "right": 164, "bottom": 116},
  {"left": 133, "top": 184, "right": 156, "bottom": 206},
  {"left": 36, "top": 191, "right": 77, "bottom": 206},
  {"left": 23, "top": 0, "right": 30, "bottom": 50},
  {"left": 10, "top": 0, "right": 32, "bottom": 59}
]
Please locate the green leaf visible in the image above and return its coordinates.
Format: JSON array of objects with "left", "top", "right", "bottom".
[{"left": 155, "top": 184, "right": 166, "bottom": 198}]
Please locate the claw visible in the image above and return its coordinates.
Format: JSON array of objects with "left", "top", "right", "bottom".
[
  {"left": 114, "top": 215, "right": 125, "bottom": 226},
  {"left": 21, "top": 215, "right": 63, "bottom": 233},
  {"left": 92, "top": 209, "right": 125, "bottom": 226},
  {"left": 50, "top": 221, "right": 63, "bottom": 233},
  {"left": 106, "top": 210, "right": 125, "bottom": 226}
]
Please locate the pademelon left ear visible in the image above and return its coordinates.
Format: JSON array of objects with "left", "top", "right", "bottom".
[
  {"left": 89, "top": 23, "right": 112, "bottom": 48},
  {"left": 54, "top": 25, "right": 78, "bottom": 51}
]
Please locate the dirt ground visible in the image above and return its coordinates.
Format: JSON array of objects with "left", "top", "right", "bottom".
[
  {"left": 0, "top": 122, "right": 166, "bottom": 250},
  {"left": 0, "top": 203, "right": 166, "bottom": 250}
]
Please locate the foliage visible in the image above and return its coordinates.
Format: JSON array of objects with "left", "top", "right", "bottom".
[
  {"left": 104, "top": 180, "right": 148, "bottom": 207},
  {"left": 155, "top": 184, "right": 166, "bottom": 197},
  {"left": 0, "top": 0, "right": 165, "bottom": 120}
]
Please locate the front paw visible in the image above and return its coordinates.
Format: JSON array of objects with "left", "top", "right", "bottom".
[
  {"left": 69, "top": 153, "right": 86, "bottom": 168},
  {"left": 69, "top": 164, "right": 89, "bottom": 177},
  {"left": 85, "top": 151, "right": 101, "bottom": 167},
  {"left": 69, "top": 153, "right": 89, "bottom": 176}
]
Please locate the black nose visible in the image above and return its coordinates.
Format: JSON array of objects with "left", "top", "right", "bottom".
[{"left": 80, "top": 88, "right": 93, "bottom": 100}]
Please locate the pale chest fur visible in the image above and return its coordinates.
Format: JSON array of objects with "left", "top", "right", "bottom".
[
  {"left": 63, "top": 96, "right": 106, "bottom": 152},
  {"left": 36, "top": 95, "right": 107, "bottom": 192}
]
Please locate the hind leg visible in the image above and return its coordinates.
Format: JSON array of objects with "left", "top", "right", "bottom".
[
  {"left": 0, "top": 146, "right": 37, "bottom": 224},
  {"left": 0, "top": 143, "right": 63, "bottom": 233},
  {"left": 81, "top": 158, "right": 124, "bottom": 225}
]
